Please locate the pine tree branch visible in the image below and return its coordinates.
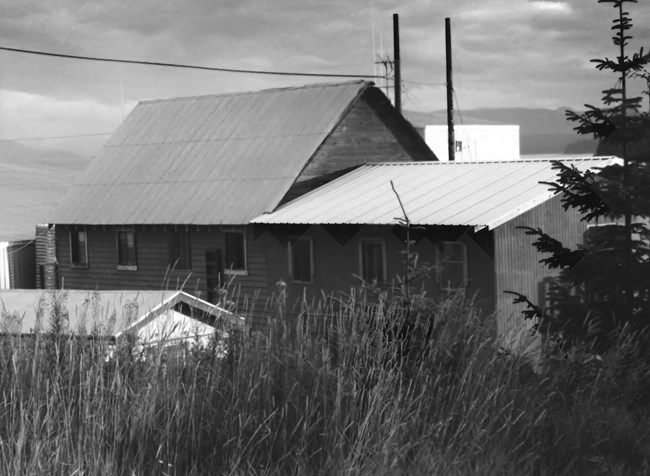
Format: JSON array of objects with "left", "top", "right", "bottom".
[
  {"left": 540, "top": 161, "right": 610, "bottom": 221},
  {"left": 517, "top": 226, "right": 587, "bottom": 269}
]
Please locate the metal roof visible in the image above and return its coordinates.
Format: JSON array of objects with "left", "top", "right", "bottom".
[
  {"left": 251, "top": 157, "right": 621, "bottom": 230},
  {"left": 0, "top": 290, "right": 177, "bottom": 336},
  {"left": 0, "top": 290, "right": 240, "bottom": 337},
  {"left": 51, "top": 81, "right": 372, "bottom": 225}
]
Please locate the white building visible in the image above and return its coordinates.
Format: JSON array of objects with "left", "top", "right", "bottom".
[{"left": 423, "top": 125, "right": 520, "bottom": 162}]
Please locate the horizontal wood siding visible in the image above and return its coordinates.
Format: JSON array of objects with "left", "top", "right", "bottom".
[
  {"left": 494, "top": 194, "right": 587, "bottom": 352},
  {"left": 293, "top": 89, "right": 436, "bottom": 193},
  {"left": 262, "top": 224, "right": 495, "bottom": 321},
  {"left": 55, "top": 225, "right": 268, "bottom": 321},
  {"left": 35, "top": 225, "right": 57, "bottom": 289}
]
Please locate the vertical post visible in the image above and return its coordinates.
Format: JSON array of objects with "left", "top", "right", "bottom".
[
  {"left": 393, "top": 13, "right": 401, "bottom": 114},
  {"left": 446, "top": 17, "right": 455, "bottom": 162}
]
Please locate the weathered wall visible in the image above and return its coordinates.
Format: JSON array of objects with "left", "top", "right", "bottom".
[
  {"left": 54, "top": 223, "right": 495, "bottom": 330},
  {"left": 55, "top": 225, "right": 269, "bottom": 319},
  {"left": 494, "top": 194, "right": 587, "bottom": 352},
  {"left": 261, "top": 224, "right": 495, "bottom": 319},
  {"left": 284, "top": 88, "right": 436, "bottom": 202}
]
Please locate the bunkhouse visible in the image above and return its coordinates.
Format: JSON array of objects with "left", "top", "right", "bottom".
[
  {"left": 251, "top": 157, "right": 619, "bottom": 351},
  {"left": 45, "top": 81, "right": 436, "bottom": 324}
]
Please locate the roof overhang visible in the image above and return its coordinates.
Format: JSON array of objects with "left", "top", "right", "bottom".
[{"left": 251, "top": 157, "right": 622, "bottom": 231}]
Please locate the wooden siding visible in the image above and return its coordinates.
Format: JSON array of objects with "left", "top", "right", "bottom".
[
  {"left": 494, "top": 194, "right": 587, "bottom": 352},
  {"left": 261, "top": 224, "right": 495, "bottom": 319},
  {"left": 55, "top": 225, "right": 269, "bottom": 321},
  {"left": 285, "top": 88, "right": 436, "bottom": 201}
]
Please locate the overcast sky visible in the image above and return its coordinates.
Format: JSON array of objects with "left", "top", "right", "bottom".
[{"left": 1, "top": 0, "right": 649, "bottom": 156}]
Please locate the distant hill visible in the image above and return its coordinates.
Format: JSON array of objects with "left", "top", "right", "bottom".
[
  {"left": 0, "top": 143, "right": 92, "bottom": 242},
  {"left": 404, "top": 107, "right": 599, "bottom": 156}
]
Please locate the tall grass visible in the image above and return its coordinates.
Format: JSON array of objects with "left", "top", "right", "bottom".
[{"left": 0, "top": 289, "right": 649, "bottom": 475}]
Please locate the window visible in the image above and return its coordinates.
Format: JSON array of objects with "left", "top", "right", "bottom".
[
  {"left": 224, "top": 231, "right": 246, "bottom": 273},
  {"left": 169, "top": 229, "right": 191, "bottom": 269},
  {"left": 289, "top": 238, "right": 313, "bottom": 283},
  {"left": 117, "top": 230, "right": 137, "bottom": 270},
  {"left": 69, "top": 229, "right": 88, "bottom": 266},
  {"left": 437, "top": 241, "right": 467, "bottom": 290},
  {"left": 360, "top": 240, "right": 386, "bottom": 283}
]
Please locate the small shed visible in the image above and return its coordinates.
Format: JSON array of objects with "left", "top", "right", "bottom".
[{"left": 0, "top": 289, "right": 241, "bottom": 346}]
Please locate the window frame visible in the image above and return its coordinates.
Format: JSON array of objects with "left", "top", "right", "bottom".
[
  {"left": 436, "top": 241, "right": 468, "bottom": 291},
  {"left": 169, "top": 228, "right": 191, "bottom": 270},
  {"left": 359, "top": 239, "right": 387, "bottom": 283},
  {"left": 224, "top": 231, "right": 247, "bottom": 275},
  {"left": 116, "top": 229, "right": 137, "bottom": 271},
  {"left": 288, "top": 237, "right": 314, "bottom": 284},
  {"left": 69, "top": 228, "right": 88, "bottom": 267}
]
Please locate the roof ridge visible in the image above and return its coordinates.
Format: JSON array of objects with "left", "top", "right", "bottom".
[
  {"left": 138, "top": 80, "right": 372, "bottom": 105},
  {"left": 365, "top": 156, "right": 619, "bottom": 166}
]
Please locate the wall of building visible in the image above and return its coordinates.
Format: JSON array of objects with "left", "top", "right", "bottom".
[
  {"left": 55, "top": 225, "right": 270, "bottom": 319},
  {"left": 261, "top": 224, "right": 495, "bottom": 319},
  {"left": 424, "top": 125, "right": 520, "bottom": 162},
  {"left": 494, "top": 194, "right": 587, "bottom": 353},
  {"left": 8, "top": 240, "right": 36, "bottom": 289},
  {"left": 285, "top": 88, "right": 437, "bottom": 202},
  {"left": 1, "top": 240, "right": 36, "bottom": 289},
  {"left": 0, "top": 243, "right": 9, "bottom": 289},
  {"left": 54, "top": 223, "right": 496, "bottom": 329}
]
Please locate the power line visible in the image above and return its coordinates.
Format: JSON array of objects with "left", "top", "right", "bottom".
[
  {"left": 0, "top": 46, "right": 386, "bottom": 80},
  {"left": 0, "top": 132, "right": 111, "bottom": 142},
  {"left": 403, "top": 80, "right": 445, "bottom": 87}
]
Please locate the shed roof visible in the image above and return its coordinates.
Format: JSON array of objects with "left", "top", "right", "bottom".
[
  {"left": 0, "top": 289, "right": 239, "bottom": 338},
  {"left": 51, "top": 81, "right": 374, "bottom": 225},
  {"left": 251, "top": 157, "right": 620, "bottom": 230}
]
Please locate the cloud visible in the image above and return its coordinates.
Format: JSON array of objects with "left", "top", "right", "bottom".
[
  {"left": 531, "top": 1, "right": 571, "bottom": 14},
  {"left": 1, "top": 0, "right": 649, "bottom": 156},
  {"left": 0, "top": 90, "right": 130, "bottom": 155}
]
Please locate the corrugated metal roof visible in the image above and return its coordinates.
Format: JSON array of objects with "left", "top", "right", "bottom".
[
  {"left": 251, "top": 157, "right": 620, "bottom": 230},
  {"left": 0, "top": 290, "right": 177, "bottom": 336},
  {"left": 0, "top": 290, "right": 241, "bottom": 337},
  {"left": 51, "top": 81, "right": 372, "bottom": 225}
]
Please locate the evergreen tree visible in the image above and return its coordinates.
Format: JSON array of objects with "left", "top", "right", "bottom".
[{"left": 511, "top": 0, "right": 650, "bottom": 350}]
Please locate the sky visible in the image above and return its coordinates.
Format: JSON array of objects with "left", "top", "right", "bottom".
[{"left": 1, "top": 0, "right": 650, "bottom": 157}]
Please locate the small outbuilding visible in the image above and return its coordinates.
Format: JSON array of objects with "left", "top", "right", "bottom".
[{"left": 0, "top": 289, "right": 241, "bottom": 347}]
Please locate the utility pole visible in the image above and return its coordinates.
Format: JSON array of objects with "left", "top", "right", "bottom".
[
  {"left": 393, "top": 13, "right": 401, "bottom": 114},
  {"left": 446, "top": 17, "right": 455, "bottom": 161}
]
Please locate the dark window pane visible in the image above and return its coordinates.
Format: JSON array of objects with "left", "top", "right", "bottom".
[
  {"left": 169, "top": 230, "right": 191, "bottom": 269},
  {"left": 361, "top": 241, "right": 384, "bottom": 282},
  {"left": 117, "top": 231, "right": 137, "bottom": 266},
  {"left": 225, "top": 232, "right": 246, "bottom": 270},
  {"left": 70, "top": 230, "right": 87, "bottom": 265},
  {"left": 290, "top": 239, "right": 312, "bottom": 282},
  {"left": 439, "top": 242, "right": 466, "bottom": 289}
]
